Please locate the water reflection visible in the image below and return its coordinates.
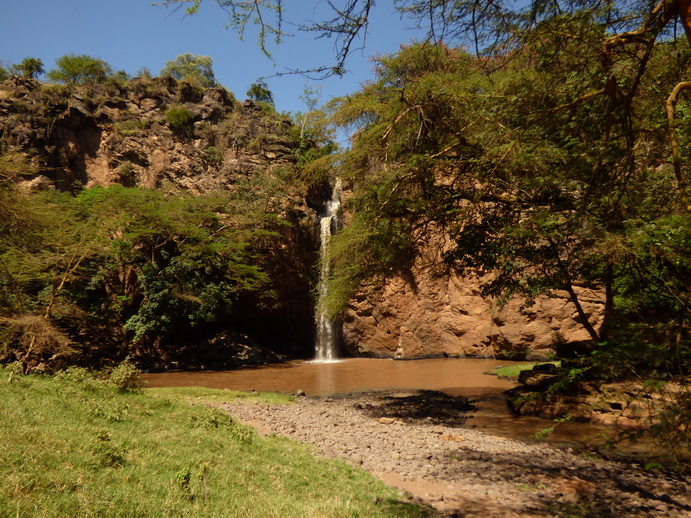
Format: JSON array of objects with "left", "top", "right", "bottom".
[{"left": 143, "top": 357, "right": 614, "bottom": 448}]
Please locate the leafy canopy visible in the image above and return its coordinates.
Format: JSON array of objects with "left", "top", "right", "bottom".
[
  {"left": 0, "top": 183, "right": 278, "bottom": 367},
  {"left": 160, "top": 53, "right": 216, "bottom": 88},
  {"left": 13, "top": 57, "right": 44, "bottom": 79},
  {"left": 246, "top": 80, "right": 274, "bottom": 105},
  {"left": 163, "top": 1, "right": 691, "bottom": 77},
  {"left": 47, "top": 54, "right": 112, "bottom": 85},
  {"left": 322, "top": 32, "right": 691, "bottom": 371}
]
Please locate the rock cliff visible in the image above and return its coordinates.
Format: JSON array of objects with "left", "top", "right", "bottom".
[
  {"left": 0, "top": 76, "right": 320, "bottom": 359},
  {"left": 1, "top": 76, "right": 298, "bottom": 193},
  {"left": 342, "top": 232, "right": 605, "bottom": 360},
  {"left": 1, "top": 75, "right": 605, "bottom": 362}
]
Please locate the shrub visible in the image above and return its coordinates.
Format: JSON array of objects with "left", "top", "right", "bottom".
[
  {"left": 0, "top": 314, "right": 74, "bottom": 373},
  {"left": 165, "top": 105, "right": 194, "bottom": 133},
  {"left": 161, "top": 54, "right": 216, "bottom": 88},
  {"left": 246, "top": 80, "right": 273, "bottom": 105},
  {"left": 13, "top": 57, "right": 44, "bottom": 79},
  {"left": 106, "top": 358, "right": 145, "bottom": 392},
  {"left": 204, "top": 146, "right": 223, "bottom": 165},
  {"left": 54, "top": 366, "right": 104, "bottom": 391},
  {"left": 114, "top": 119, "right": 146, "bottom": 136}
]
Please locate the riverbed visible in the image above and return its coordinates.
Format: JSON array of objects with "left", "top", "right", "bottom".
[{"left": 143, "top": 358, "right": 691, "bottom": 516}]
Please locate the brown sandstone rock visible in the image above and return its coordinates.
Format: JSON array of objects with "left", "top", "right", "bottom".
[{"left": 342, "top": 236, "right": 605, "bottom": 359}]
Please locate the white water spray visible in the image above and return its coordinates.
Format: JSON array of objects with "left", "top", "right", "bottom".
[{"left": 315, "top": 178, "right": 342, "bottom": 362}]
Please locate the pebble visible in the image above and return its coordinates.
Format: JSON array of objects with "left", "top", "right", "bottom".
[{"left": 220, "top": 391, "right": 691, "bottom": 517}]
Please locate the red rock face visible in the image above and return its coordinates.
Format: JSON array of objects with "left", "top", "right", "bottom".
[{"left": 342, "top": 244, "right": 604, "bottom": 360}]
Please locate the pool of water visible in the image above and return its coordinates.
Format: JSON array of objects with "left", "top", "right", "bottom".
[{"left": 143, "top": 357, "right": 615, "bottom": 448}]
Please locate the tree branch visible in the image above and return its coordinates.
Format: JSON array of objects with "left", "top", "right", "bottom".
[{"left": 665, "top": 80, "right": 691, "bottom": 212}]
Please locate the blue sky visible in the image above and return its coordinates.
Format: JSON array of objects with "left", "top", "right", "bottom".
[{"left": 0, "top": 0, "right": 426, "bottom": 115}]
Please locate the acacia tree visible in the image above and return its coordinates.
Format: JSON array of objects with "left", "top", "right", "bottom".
[
  {"left": 160, "top": 53, "right": 217, "bottom": 87},
  {"left": 246, "top": 80, "right": 274, "bottom": 104},
  {"left": 47, "top": 54, "right": 112, "bottom": 85},
  {"left": 165, "top": 1, "right": 691, "bottom": 69},
  {"left": 298, "top": 8, "right": 687, "bottom": 364},
  {"left": 12, "top": 57, "right": 44, "bottom": 79},
  {"left": 166, "top": 1, "right": 691, "bottom": 204}
]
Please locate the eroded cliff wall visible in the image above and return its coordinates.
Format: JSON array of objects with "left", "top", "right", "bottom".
[{"left": 342, "top": 234, "right": 604, "bottom": 360}]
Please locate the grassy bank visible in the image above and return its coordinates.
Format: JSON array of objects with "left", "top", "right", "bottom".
[
  {"left": 489, "top": 362, "right": 560, "bottom": 379},
  {"left": 0, "top": 365, "right": 426, "bottom": 517}
]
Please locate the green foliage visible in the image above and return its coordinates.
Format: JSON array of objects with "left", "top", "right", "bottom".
[
  {"left": 105, "top": 357, "right": 145, "bottom": 392},
  {"left": 161, "top": 53, "right": 216, "bottom": 88},
  {"left": 321, "top": 208, "right": 417, "bottom": 318},
  {"left": 204, "top": 145, "right": 223, "bottom": 165},
  {"left": 0, "top": 152, "right": 39, "bottom": 250},
  {"left": 289, "top": 86, "right": 338, "bottom": 173},
  {"left": 114, "top": 119, "right": 146, "bottom": 136},
  {"left": 0, "top": 65, "right": 9, "bottom": 81},
  {"left": 109, "top": 70, "right": 131, "bottom": 83},
  {"left": 165, "top": 104, "right": 195, "bottom": 132},
  {"left": 323, "top": 34, "right": 691, "bottom": 373},
  {"left": 490, "top": 362, "right": 560, "bottom": 379},
  {"left": 0, "top": 368, "right": 425, "bottom": 517},
  {"left": 13, "top": 57, "right": 44, "bottom": 79},
  {"left": 0, "top": 184, "right": 280, "bottom": 365},
  {"left": 47, "top": 54, "right": 112, "bottom": 85},
  {"left": 535, "top": 414, "right": 573, "bottom": 440},
  {"left": 647, "top": 385, "right": 691, "bottom": 460},
  {"left": 246, "top": 79, "right": 273, "bottom": 105},
  {"left": 53, "top": 366, "right": 105, "bottom": 391},
  {"left": 92, "top": 429, "right": 128, "bottom": 468}
]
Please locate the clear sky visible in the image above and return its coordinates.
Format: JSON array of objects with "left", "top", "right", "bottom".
[{"left": 0, "top": 0, "right": 426, "bottom": 115}]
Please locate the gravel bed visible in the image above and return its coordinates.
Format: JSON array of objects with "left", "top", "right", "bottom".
[{"left": 220, "top": 391, "right": 691, "bottom": 517}]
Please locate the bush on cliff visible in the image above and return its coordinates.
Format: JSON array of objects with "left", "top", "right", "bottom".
[{"left": 165, "top": 104, "right": 195, "bottom": 133}]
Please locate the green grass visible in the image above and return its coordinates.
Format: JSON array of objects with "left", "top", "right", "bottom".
[
  {"left": 0, "top": 365, "right": 427, "bottom": 517},
  {"left": 489, "top": 361, "right": 560, "bottom": 379}
]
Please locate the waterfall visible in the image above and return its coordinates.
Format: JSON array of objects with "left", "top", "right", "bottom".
[{"left": 315, "top": 178, "right": 342, "bottom": 362}]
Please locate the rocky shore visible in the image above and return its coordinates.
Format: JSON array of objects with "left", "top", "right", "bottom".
[{"left": 221, "top": 391, "right": 691, "bottom": 517}]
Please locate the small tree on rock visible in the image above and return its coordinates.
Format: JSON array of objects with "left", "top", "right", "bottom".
[
  {"left": 160, "top": 53, "right": 216, "bottom": 88},
  {"left": 47, "top": 54, "right": 112, "bottom": 85},
  {"left": 13, "top": 57, "right": 44, "bottom": 79},
  {"left": 246, "top": 80, "right": 274, "bottom": 105}
]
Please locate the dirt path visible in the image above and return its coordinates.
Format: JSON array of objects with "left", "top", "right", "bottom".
[{"left": 220, "top": 391, "right": 691, "bottom": 517}]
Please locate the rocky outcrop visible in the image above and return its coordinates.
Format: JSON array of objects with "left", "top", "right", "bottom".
[
  {"left": 0, "top": 76, "right": 320, "bottom": 357},
  {"left": 0, "top": 76, "right": 298, "bottom": 194},
  {"left": 342, "top": 234, "right": 605, "bottom": 360},
  {"left": 507, "top": 377, "right": 687, "bottom": 430}
]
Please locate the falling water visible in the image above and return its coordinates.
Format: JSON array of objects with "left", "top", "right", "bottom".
[{"left": 315, "top": 178, "right": 342, "bottom": 362}]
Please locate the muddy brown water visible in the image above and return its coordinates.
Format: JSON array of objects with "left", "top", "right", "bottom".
[{"left": 143, "top": 357, "right": 614, "bottom": 448}]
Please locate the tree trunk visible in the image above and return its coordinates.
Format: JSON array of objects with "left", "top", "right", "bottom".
[
  {"left": 564, "top": 283, "right": 601, "bottom": 343},
  {"left": 677, "top": 0, "right": 691, "bottom": 44}
]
